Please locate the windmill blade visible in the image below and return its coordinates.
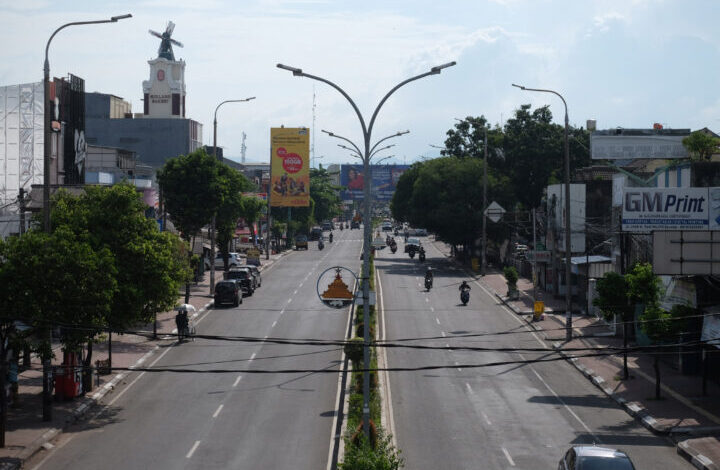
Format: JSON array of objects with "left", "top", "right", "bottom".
[
  {"left": 165, "top": 21, "right": 175, "bottom": 35},
  {"left": 149, "top": 29, "right": 163, "bottom": 39},
  {"left": 170, "top": 38, "right": 184, "bottom": 48}
]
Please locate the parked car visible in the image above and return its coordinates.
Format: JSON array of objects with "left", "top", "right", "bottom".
[
  {"left": 322, "top": 221, "right": 333, "bottom": 231},
  {"left": 237, "top": 265, "right": 261, "bottom": 288},
  {"left": 214, "top": 280, "right": 243, "bottom": 307},
  {"left": 295, "top": 234, "right": 309, "bottom": 250},
  {"left": 224, "top": 268, "right": 255, "bottom": 296},
  {"left": 404, "top": 237, "right": 421, "bottom": 253},
  {"left": 559, "top": 446, "right": 635, "bottom": 470},
  {"left": 415, "top": 228, "right": 428, "bottom": 236},
  {"left": 309, "top": 226, "right": 323, "bottom": 240},
  {"left": 214, "top": 252, "right": 244, "bottom": 269}
]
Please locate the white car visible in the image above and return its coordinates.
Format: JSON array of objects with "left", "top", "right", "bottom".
[{"left": 214, "top": 252, "right": 244, "bottom": 269}]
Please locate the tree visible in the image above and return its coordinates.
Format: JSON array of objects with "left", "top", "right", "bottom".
[
  {"left": 593, "top": 272, "right": 633, "bottom": 379},
  {"left": 214, "top": 163, "right": 253, "bottom": 271},
  {"left": 682, "top": 131, "right": 720, "bottom": 160},
  {"left": 158, "top": 149, "right": 224, "bottom": 299},
  {"left": 640, "top": 304, "right": 681, "bottom": 399},
  {"left": 310, "top": 167, "right": 343, "bottom": 224},
  {"left": 51, "top": 184, "right": 190, "bottom": 371}
]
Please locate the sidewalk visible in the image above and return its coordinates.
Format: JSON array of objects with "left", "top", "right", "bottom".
[
  {"left": 0, "top": 249, "right": 292, "bottom": 469},
  {"left": 430, "top": 237, "right": 720, "bottom": 470}
]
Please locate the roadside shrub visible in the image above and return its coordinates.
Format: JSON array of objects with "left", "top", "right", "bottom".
[
  {"left": 350, "top": 419, "right": 378, "bottom": 449},
  {"left": 341, "top": 429, "right": 404, "bottom": 470},
  {"left": 355, "top": 323, "right": 376, "bottom": 339},
  {"left": 503, "top": 266, "right": 519, "bottom": 286},
  {"left": 344, "top": 338, "right": 364, "bottom": 365}
]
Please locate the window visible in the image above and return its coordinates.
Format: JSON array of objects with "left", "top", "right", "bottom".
[{"left": 172, "top": 94, "right": 180, "bottom": 116}]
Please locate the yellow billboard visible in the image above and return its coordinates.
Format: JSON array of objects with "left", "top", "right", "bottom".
[{"left": 270, "top": 127, "right": 310, "bottom": 207}]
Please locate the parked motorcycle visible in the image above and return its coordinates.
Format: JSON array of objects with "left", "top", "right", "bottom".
[{"left": 460, "top": 288, "right": 470, "bottom": 306}]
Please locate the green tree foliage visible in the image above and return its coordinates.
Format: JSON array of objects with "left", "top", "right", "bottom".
[
  {"left": 51, "top": 184, "right": 190, "bottom": 331},
  {"left": 682, "top": 131, "right": 720, "bottom": 160},
  {"left": 214, "top": 163, "right": 253, "bottom": 268},
  {"left": 157, "top": 149, "right": 223, "bottom": 241},
  {"left": 626, "top": 263, "right": 661, "bottom": 307},
  {"left": 593, "top": 272, "right": 633, "bottom": 379},
  {"left": 310, "top": 167, "right": 343, "bottom": 224}
]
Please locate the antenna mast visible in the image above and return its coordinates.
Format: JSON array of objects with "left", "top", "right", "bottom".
[{"left": 240, "top": 132, "right": 247, "bottom": 163}]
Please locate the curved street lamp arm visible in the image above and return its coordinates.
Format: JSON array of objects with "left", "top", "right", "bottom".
[
  {"left": 367, "top": 61, "right": 456, "bottom": 138},
  {"left": 370, "top": 143, "right": 395, "bottom": 159},
  {"left": 375, "top": 155, "right": 395, "bottom": 164},
  {"left": 45, "top": 15, "right": 132, "bottom": 69},
  {"left": 214, "top": 97, "right": 256, "bottom": 123},
  {"left": 369, "top": 130, "right": 409, "bottom": 156},
  {"left": 279, "top": 65, "right": 369, "bottom": 140},
  {"left": 322, "top": 129, "right": 363, "bottom": 157},
  {"left": 511, "top": 84, "right": 568, "bottom": 120}
]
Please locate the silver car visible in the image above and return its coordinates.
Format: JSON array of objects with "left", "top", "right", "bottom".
[{"left": 559, "top": 446, "right": 635, "bottom": 470}]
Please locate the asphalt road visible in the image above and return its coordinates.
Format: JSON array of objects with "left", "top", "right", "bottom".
[
  {"left": 28, "top": 228, "right": 362, "bottom": 470},
  {"left": 377, "top": 236, "right": 692, "bottom": 470}
]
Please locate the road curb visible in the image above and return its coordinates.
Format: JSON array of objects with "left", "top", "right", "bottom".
[
  {"left": 16, "top": 302, "right": 214, "bottom": 466},
  {"left": 677, "top": 440, "right": 718, "bottom": 470}
]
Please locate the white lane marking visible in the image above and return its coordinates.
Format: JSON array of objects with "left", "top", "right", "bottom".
[
  {"left": 263, "top": 335, "right": 268, "bottom": 340},
  {"left": 287, "top": 298, "right": 292, "bottom": 304},
  {"left": 518, "top": 352, "right": 599, "bottom": 440},
  {"left": 299, "top": 282, "right": 303, "bottom": 288},
  {"left": 441, "top": 331, "right": 446, "bottom": 337},
  {"left": 425, "top": 298, "right": 429, "bottom": 302},
  {"left": 186, "top": 440, "right": 201, "bottom": 459},
  {"left": 445, "top": 343, "right": 450, "bottom": 349},
  {"left": 375, "top": 261, "right": 398, "bottom": 451},
  {"left": 455, "top": 361, "right": 462, "bottom": 372},
  {"left": 482, "top": 411, "right": 492, "bottom": 425},
  {"left": 430, "top": 306, "right": 435, "bottom": 312},
  {"left": 502, "top": 447, "right": 515, "bottom": 466},
  {"left": 212, "top": 404, "right": 224, "bottom": 418},
  {"left": 233, "top": 375, "right": 242, "bottom": 387},
  {"left": 436, "top": 318, "right": 440, "bottom": 325},
  {"left": 272, "top": 320, "right": 277, "bottom": 328},
  {"left": 250, "top": 352, "right": 256, "bottom": 361},
  {"left": 280, "top": 309, "right": 285, "bottom": 315},
  {"left": 294, "top": 289, "right": 298, "bottom": 295},
  {"left": 465, "top": 383, "right": 473, "bottom": 393}
]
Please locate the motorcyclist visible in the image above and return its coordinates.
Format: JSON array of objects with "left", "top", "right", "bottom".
[
  {"left": 459, "top": 280, "right": 471, "bottom": 292},
  {"left": 424, "top": 267, "right": 433, "bottom": 283},
  {"left": 329, "top": 232, "right": 334, "bottom": 243},
  {"left": 318, "top": 237, "right": 325, "bottom": 250},
  {"left": 175, "top": 309, "right": 189, "bottom": 341}
]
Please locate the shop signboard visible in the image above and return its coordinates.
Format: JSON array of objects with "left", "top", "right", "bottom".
[
  {"left": 270, "top": 128, "right": 310, "bottom": 207},
  {"left": 622, "top": 187, "right": 720, "bottom": 232}
]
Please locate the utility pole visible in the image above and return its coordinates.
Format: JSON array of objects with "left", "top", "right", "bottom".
[
  {"left": 481, "top": 128, "right": 488, "bottom": 275},
  {"left": 532, "top": 208, "right": 537, "bottom": 303},
  {"left": 17, "top": 188, "right": 26, "bottom": 235}
]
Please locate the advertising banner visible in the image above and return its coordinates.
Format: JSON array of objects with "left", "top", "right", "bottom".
[
  {"left": 270, "top": 128, "right": 310, "bottom": 207},
  {"left": 591, "top": 132, "right": 689, "bottom": 160},
  {"left": 340, "top": 164, "right": 409, "bottom": 201},
  {"left": 622, "top": 187, "right": 715, "bottom": 232}
]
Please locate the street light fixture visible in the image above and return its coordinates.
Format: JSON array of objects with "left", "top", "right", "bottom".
[
  {"left": 209, "top": 97, "right": 256, "bottom": 296},
  {"left": 40, "top": 13, "right": 132, "bottom": 426},
  {"left": 43, "top": 14, "right": 132, "bottom": 234},
  {"left": 278, "top": 61, "right": 455, "bottom": 439},
  {"left": 512, "top": 83, "right": 573, "bottom": 341}
]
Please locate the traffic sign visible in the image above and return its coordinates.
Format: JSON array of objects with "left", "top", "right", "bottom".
[{"left": 484, "top": 201, "right": 506, "bottom": 223}]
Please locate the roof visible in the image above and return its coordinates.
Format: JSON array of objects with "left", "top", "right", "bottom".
[
  {"left": 569, "top": 255, "right": 612, "bottom": 265},
  {"left": 574, "top": 446, "right": 628, "bottom": 459}
]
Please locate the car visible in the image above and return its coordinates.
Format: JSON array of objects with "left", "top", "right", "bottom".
[
  {"left": 237, "top": 264, "right": 261, "bottom": 288},
  {"left": 351, "top": 220, "right": 360, "bottom": 229},
  {"left": 404, "top": 237, "right": 421, "bottom": 253},
  {"left": 309, "top": 226, "right": 323, "bottom": 241},
  {"left": 559, "top": 446, "right": 636, "bottom": 470},
  {"left": 214, "top": 280, "right": 243, "bottom": 307},
  {"left": 295, "top": 234, "right": 309, "bottom": 250},
  {"left": 214, "top": 252, "right": 244, "bottom": 269},
  {"left": 415, "top": 228, "right": 428, "bottom": 236},
  {"left": 381, "top": 223, "right": 392, "bottom": 232},
  {"left": 224, "top": 268, "right": 255, "bottom": 296},
  {"left": 321, "top": 221, "right": 333, "bottom": 231}
]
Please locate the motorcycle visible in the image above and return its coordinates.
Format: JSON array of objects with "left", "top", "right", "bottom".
[
  {"left": 390, "top": 243, "right": 397, "bottom": 254},
  {"left": 460, "top": 288, "right": 470, "bottom": 306},
  {"left": 419, "top": 248, "right": 426, "bottom": 262},
  {"left": 409, "top": 248, "right": 416, "bottom": 259},
  {"left": 340, "top": 224, "right": 344, "bottom": 231},
  {"left": 424, "top": 276, "right": 433, "bottom": 291},
  {"left": 386, "top": 235, "right": 393, "bottom": 246},
  {"left": 318, "top": 239, "right": 325, "bottom": 250},
  {"left": 329, "top": 233, "right": 334, "bottom": 243}
]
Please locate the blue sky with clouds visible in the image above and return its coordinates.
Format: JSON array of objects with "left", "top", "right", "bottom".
[{"left": 1, "top": 0, "right": 718, "bottom": 166}]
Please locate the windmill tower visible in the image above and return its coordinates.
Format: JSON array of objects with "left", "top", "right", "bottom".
[{"left": 142, "top": 21, "right": 186, "bottom": 118}]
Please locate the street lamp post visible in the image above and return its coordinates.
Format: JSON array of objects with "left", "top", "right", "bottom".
[
  {"left": 43, "top": 14, "right": 132, "bottom": 234},
  {"left": 512, "top": 83, "right": 573, "bottom": 341},
  {"left": 210, "top": 97, "right": 256, "bottom": 296},
  {"left": 41, "top": 13, "right": 131, "bottom": 424},
  {"left": 278, "top": 62, "right": 455, "bottom": 439}
]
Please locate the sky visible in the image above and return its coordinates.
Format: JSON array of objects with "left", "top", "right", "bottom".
[{"left": 1, "top": 0, "right": 718, "bottom": 167}]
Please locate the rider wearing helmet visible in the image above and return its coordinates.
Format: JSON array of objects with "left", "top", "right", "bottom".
[
  {"left": 425, "top": 266, "right": 433, "bottom": 282},
  {"left": 459, "top": 280, "right": 471, "bottom": 291}
]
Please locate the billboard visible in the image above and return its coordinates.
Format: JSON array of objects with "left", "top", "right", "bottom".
[
  {"left": 653, "top": 231, "right": 720, "bottom": 275},
  {"left": 590, "top": 129, "right": 690, "bottom": 160},
  {"left": 340, "top": 164, "right": 409, "bottom": 201},
  {"left": 621, "top": 187, "right": 719, "bottom": 232},
  {"left": 270, "top": 128, "right": 309, "bottom": 207}
]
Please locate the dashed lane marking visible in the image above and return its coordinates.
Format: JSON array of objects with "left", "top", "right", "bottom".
[
  {"left": 436, "top": 318, "right": 440, "bottom": 325},
  {"left": 502, "top": 447, "right": 515, "bottom": 466},
  {"left": 232, "top": 375, "right": 242, "bottom": 387},
  {"left": 186, "top": 440, "right": 201, "bottom": 459},
  {"left": 212, "top": 404, "right": 224, "bottom": 418}
]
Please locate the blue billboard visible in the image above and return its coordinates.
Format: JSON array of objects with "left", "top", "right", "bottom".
[{"left": 340, "top": 164, "right": 410, "bottom": 201}]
